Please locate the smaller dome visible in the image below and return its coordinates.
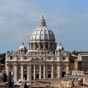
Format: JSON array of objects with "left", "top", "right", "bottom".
[
  {"left": 19, "top": 43, "right": 26, "bottom": 51},
  {"left": 56, "top": 43, "right": 64, "bottom": 51}
]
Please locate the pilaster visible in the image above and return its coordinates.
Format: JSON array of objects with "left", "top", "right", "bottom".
[{"left": 39, "top": 65, "right": 41, "bottom": 79}]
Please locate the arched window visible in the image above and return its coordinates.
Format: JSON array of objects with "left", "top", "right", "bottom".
[{"left": 40, "top": 44, "right": 43, "bottom": 49}]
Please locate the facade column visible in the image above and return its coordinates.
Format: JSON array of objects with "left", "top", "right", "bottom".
[
  {"left": 33, "top": 65, "right": 35, "bottom": 80},
  {"left": 43, "top": 43, "right": 46, "bottom": 50},
  {"left": 51, "top": 65, "right": 54, "bottom": 78},
  {"left": 27, "top": 65, "right": 29, "bottom": 81},
  {"left": 66, "top": 65, "right": 69, "bottom": 74},
  {"left": 43, "top": 65, "right": 45, "bottom": 79},
  {"left": 7, "top": 66, "right": 10, "bottom": 76},
  {"left": 75, "top": 59, "right": 78, "bottom": 70},
  {"left": 14, "top": 64, "right": 17, "bottom": 82},
  {"left": 39, "top": 65, "right": 41, "bottom": 79},
  {"left": 27, "top": 65, "right": 32, "bottom": 81},
  {"left": 21, "top": 65, "right": 24, "bottom": 80},
  {"left": 6, "top": 64, "right": 10, "bottom": 76},
  {"left": 29, "top": 65, "right": 31, "bottom": 81},
  {"left": 57, "top": 65, "right": 61, "bottom": 78}
]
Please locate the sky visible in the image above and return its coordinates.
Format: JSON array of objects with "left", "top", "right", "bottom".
[{"left": 0, "top": 0, "right": 88, "bottom": 53}]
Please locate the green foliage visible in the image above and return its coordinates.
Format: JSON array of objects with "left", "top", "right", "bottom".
[
  {"left": 72, "top": 50, "right": 78, "bottom": 55},
  {"left": 0, "top": 53, "right": 5, "bottom": 58}
]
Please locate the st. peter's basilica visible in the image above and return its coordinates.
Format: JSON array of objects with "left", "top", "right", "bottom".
[{"left": 5, "top": 16, "right": 70, "bottom": 83}]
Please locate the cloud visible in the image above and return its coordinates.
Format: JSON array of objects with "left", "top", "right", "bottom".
[
  {"left": 0, "top": 0, "right": 40, "bottom": 40},
  {"left": 82, "top": 13, "right": 88, "bottom": 19},
  {"left": 0, "top": 0, "right": 88, "bottom": 52}
]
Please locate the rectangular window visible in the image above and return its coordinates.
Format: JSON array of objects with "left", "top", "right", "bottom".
[{"left": 10, "top": 56, "right": 13, "bottom": 60}]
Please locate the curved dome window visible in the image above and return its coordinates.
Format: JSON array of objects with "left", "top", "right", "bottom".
[{"left": 40, "top": 44, "right": 43, "bottom": 49}]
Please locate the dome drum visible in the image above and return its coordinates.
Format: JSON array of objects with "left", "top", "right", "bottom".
[{"left": 29, "top": 41, "right": 56, "bottom": 51}]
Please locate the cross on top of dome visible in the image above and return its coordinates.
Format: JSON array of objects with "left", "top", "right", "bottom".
[{"left": 40, "top": 15, "right": 46, "bottom": 26}]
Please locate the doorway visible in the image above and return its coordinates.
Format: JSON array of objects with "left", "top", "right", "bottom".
[
  {"left": 62, "top": 71, "right": 66, "bottom": 77},
  {"left": 36, "top": 74, "right": 39, "bottom": 79}
]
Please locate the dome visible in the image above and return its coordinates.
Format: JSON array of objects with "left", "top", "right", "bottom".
[
  {"left": 56, "top": 43, "right": 64, "bottom": 51},
  {"left": 19, "top": 43, "right": 26, "bottom": 51},
  {"left": 30, "top": 16, "right": 55, "bottom": 41}
]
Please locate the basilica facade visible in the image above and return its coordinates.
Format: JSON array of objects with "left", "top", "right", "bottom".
[{"left": 5, "top": 16, "right": 70, "bottom": 83}]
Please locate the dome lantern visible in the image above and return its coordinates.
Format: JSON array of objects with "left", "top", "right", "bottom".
[{"left": 39, "top": 15, "right": 46, "bottom": 26}]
